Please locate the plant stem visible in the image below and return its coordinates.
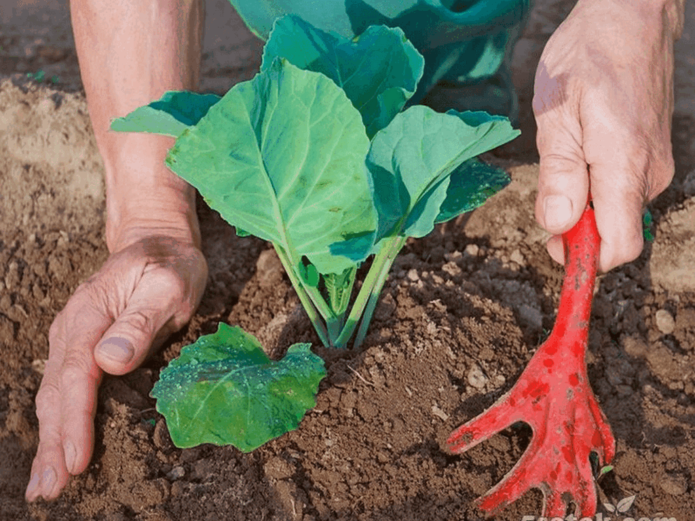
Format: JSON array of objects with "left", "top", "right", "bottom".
[
  {"left": 334, "top": 236, "right": 406, "bottom": 348},
  {"left": 353, "top": 236, "right": 406, "bottom": 348},
  {"left": 273, "top": 245, "right": 330, "bottom": 347},
  {"left": 303, "top": 284, "right": 337, "bottom": 323},
  {"left": 326, "top": 318, "right": 343, "bottom": 344}
]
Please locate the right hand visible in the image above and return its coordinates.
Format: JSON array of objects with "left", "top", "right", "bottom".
[{"left": 26, "top": 231, "right": 208, "bottom": 501}]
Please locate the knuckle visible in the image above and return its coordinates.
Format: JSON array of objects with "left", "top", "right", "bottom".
[
  {"left": 154, "top": 268, "right": 188, "bottom": 298},
  {"left": 123, "top": 309, "right": 156, "bottom": 337},
  {"left": 35, "top": 382, "right": 61, "bottom": 421},
  {"left": 60, "top": 351, "right": 97, "bottom": 386}
]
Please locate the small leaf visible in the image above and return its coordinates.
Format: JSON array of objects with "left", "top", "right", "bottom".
[
  {"left": 603, "top": 503, "right": 616, "bottom": 513},
  {"left": 151, "top": 323, "right": 326, "bottom": 452},
  {"left": 323, "top": 267, "right": 355, "bottom": 315},
  {"left": 643, "top": 208, "right": 654, "bottom": 242},
  {"left": 27, "top": 70, "right": 46, "bottom": 82},
  {"left": 616, "top": 495, "right": 636, "bottom": 513},
  {"left": 298, "top": 261, "right": 320, "bottom": 288},
  {"left": 262, "top": 15, "right": 424, "bottom": 137},
  {"left": 110, "top": 91, "right": 221, "bottom": 138},
  {"left": 600, "top": 465, "right": 614, "bottom": 475}
]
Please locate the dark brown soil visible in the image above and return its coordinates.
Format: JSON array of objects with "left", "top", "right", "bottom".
[{"left": 1, "top": 1, "right": 694, "bottom": 520}]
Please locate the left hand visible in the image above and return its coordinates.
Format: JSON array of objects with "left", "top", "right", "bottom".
[{"left": 532, "top": 0, "right": 679, "bottom": 273}]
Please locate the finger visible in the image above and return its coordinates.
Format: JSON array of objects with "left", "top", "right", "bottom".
[
  {"left": 58, "top": 294, "right": 109, "bottom": 477},
  {"left": 27, "top": 307, "right": 105, "bottom": 501},
  {"left": 534, "top": 104, "right": 590, "bottom": 237},
  {"left": 28, "top": 374, "right": 70, "bottom": 500},
  {"left": 27, "top": 315, "right": 71, "bottom": 501},
  {"left": 589, "top": 162, "right": 647, "bottom": 272},
  {"left": 546, "top": 235, "right": 565, "bottom": 265},
  {"left": 535, "top": 153, "right": 590, "bottom": 236},
  {"left": 94, "top": 266, "right": 191, "bottom": 375}
]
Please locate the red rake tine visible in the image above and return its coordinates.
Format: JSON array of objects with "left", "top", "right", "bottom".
[{"left": 447, "top": 203, "right": 616, "bottom": 518}]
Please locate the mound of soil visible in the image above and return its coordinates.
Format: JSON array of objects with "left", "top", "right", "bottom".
[{"left": 1, "top": 1, "right": 694, "bottom": 520}]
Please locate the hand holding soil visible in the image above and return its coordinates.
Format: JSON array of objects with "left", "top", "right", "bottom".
[
  {"left": 533, "top": 0, "right": 681, "bottom": 272},
  {"left": 26, "top": 234, "right": 207, "bottom": 501},
  {"left": 25, "top": 0, "right": 208, "bottom": 501}
]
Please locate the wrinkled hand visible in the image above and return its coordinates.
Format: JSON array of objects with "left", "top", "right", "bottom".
[
  {"left": 533, "top": 0, "right": 677, "bottom": 272},
  {"left": 26, "top": 233, "right": 207, "bottom": 501}
]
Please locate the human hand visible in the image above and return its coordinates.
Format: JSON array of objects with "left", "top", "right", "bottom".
[
  {"left": 25, "top": 231, "right": 207, "bottom": 501},
  {"left": 532, "top": 0, "right": 680, "bottom": 272}
]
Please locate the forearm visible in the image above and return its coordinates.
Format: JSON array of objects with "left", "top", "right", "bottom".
[{"left": 70, "top": 0, "right": 204, "bottom": 251}]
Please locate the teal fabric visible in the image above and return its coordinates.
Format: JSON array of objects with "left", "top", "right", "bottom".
[{"left": 228, "top": 0, "right": 533, "bottom": 120}]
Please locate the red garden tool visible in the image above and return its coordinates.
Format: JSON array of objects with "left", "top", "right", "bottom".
[{"left": 448, "top": 202, "right": 615, "bottom": 517}]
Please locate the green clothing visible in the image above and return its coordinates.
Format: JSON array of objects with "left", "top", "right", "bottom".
[{"left": 228, "top": 0, "right": 533, "bottom": 121}]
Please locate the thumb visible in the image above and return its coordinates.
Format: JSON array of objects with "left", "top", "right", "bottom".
[
  {"left": 95, "top": 276, "right": 182, "bottom": 375},
  {"left": 534, "top": 153, "right": 590, "bottom": 237},
  {"left": 533, "top": 79, "right": 589, "bottom": 239}
]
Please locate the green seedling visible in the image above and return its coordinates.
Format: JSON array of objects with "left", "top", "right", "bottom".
[
  {"left": 27, "top": 70, "right": 46, "bottom": 82},
  {"left": 112, "top": 15, "right": 519, "bottom": 452},
  {"left": 643, "top": 208, "right": 654, "bottom": 242}
]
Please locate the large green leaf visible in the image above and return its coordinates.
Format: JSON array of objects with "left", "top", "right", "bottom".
[
  {"left": 166, "top": 59, "right": 377, "bottom": 274},
  {"left": 366, "top": 107, "right": 519, "bottom": 240},
  {"left": 262, "top": 15, "right": 424, "bottom": 138},
  {"left": 110, "top": 91, "right": 221, "bottom": 138},
  {"left": 151, "top": 323, "right": 326, "bottom": 452}
]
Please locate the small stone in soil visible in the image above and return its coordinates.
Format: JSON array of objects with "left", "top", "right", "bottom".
[
  {"left": 31, "top": 359, "right": 46, "bottom": 374},
  {"left": 167, "top": 466, "right": 185, "bottom": 481},
  {"left": 510, "top": 249, "right": 524, "bottom": 265},
  {"left": 655, "top": 309, "right": 676, "bottom": 335},
  {"left": 467, "top": 364, "right": 488, "bottom": 390},
  {"left": 464, "top": 244, "right": 479, "bottom": 257},
  {"left": 431, "top": 405, "right": 449, "bottom": 421}
]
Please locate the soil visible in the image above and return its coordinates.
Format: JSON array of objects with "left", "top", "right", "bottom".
[{"left": 1, "top": 1, "right": 695, "bottom": 520}]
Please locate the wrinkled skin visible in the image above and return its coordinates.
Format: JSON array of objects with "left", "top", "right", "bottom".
[
  {"left": 25, "top": 234, "right": 208, "bottom": 501},
  {"left": 533, "top": 0, "right": 677, "bottom": 273}
]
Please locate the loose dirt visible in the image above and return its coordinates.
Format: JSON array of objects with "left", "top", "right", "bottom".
[{"left": 1, "top": 1, "right": 694, "bottom": 520}]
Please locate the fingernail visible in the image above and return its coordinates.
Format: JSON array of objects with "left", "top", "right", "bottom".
[
  {"left": 543, "top": 194, "right": 573, "bottom": 229},
  {"left": 41, "top": 466, "right": 56, "bottom": 495},
  {"left": 98, "top": 337, "right": 134, "bottom": 363},
  {"left": 27, "top": 473, "right": 39, "bottom": 497},
  {"left": 64, "top": 439, "right": 76, "bottom": 473}
]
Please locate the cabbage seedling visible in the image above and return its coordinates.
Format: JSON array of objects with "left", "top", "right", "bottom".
[{"left": 111, "top": 15, "right": 519, "bottom": 452}]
